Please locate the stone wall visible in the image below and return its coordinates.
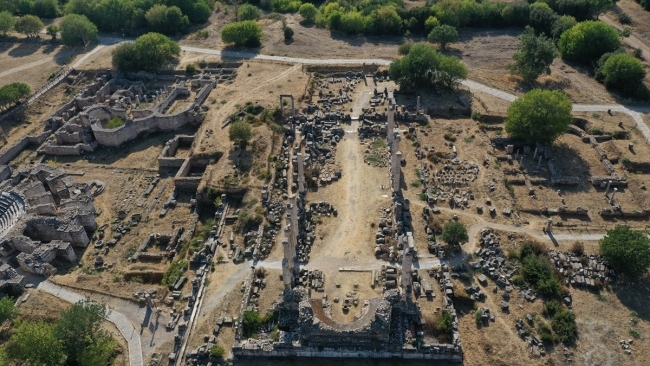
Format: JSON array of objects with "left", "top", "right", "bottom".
[{"left": 233, "top": 348, "right": 462, "bottom": 362}]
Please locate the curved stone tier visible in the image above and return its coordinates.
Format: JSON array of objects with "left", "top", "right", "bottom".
[{"left": 0, "top": 192, "right": 25, "bottom": 239}]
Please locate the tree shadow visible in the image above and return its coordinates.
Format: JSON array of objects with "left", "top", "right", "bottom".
[
  {"left": 545, "top": 139, "right": 598, "bottom": 193},
  {"left": 613, "top": 275, "right": 650, "bottom": 322},
  {"left": 8, "top": 41, "right": 40, "bottom": 57},
  {"left": 328, "top": 30, "right": 408, "bottom": 47},
  {"left": 284, "top": 38, "right": 294, "bottom": 45}
]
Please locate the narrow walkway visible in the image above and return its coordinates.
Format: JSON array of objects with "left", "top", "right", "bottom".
[{"left": 37, "top": 281, "right": 144, "bottom": 366}]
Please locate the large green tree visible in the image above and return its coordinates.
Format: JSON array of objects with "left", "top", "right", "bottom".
[
  {"left": 7, "top": 321, "right": 66, "bottom": 366},
  {"left": 55, "top": 299, "right": 107, "bottom": 362},
  {"left": 112, "top": 32, "right": 180, "bottom": 72},
  {"left": 528, "top": 2, "right": 558, "bottom": 36},
  {"left": 551, "top": 15, "right": 576, "bottom": 40},
  {"left": 145, "top": 4, "right": 189, "bottom": 36},
  {"left": 221, "top": 20, "right": 263, "bottom": 47},
  {"left": 59, "top": 14, "right": 98, "bottom": 47},
  {"left": 0, "top": 82, "right": 30, "bottom": 110},
  {"left": 389, "top": 43, "right": 467, "bottom": 91},
  {"left": 14, "top": 15, "right": 43, "bottom": 37},
  {"left": 509, "top": 26, "right": 557, "bottom": 81},
  {"left": 77, "top": 332, "right": 117, "bottom": 366},
  {"left": 558, "top": 20, "right": 620, "bottom": 64},
  {"left": 600, "top": 226, "right": 650, "bottom": 277},
  {"left": 441, "top": 221, "right": 469, "bottom": 246},
  {"left": 427, "top": 24, "right": 458, "bottom": 50},
  {"left": 229, "top": 120, "right": 254, "bottom": 149},
  {"left": 32, "top": 0, "right": 59, "bottom": 18},
  {"left": 505, "top": 89, "right": 572, "bottom": 143},
  {"left": 0, "top": 11, "right": 15, "bottom": 36}
]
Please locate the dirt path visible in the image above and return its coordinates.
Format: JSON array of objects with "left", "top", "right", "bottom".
[{"left": 602, "top": 15, "right": 650, "bottom": 61}]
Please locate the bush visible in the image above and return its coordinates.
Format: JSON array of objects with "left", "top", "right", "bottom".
[
  {"left": 238, "top": 4, "right": 261, "bottom": 21},
  {"left": 112, "top": 32, "right": 180, "bottom": 72},
  {"left": 558, "top": 21, "right": 620, "bottom": 64},
  {"left": 474, "top": 309, "right": 483, "bottom": 326},
  {"left": 221, "top": 20, "right": 263, "bottom": 47},
  {"left": 242, "top": 310, "right": 261, "bottom": 338},
  {"left": 471, "top": 110, "right": 482, "bottom": 121},
  {"left": 595, "top": 53, "right": 648, "bottom": 100},
  {"left": 618, "top": 12, "right": 632, "bottom": 25},
  {"left": 15, "top": 15, "right": 44, "bottom": 37},
  {"left": 436, "top": 310, "right": 453, "bottom": 334},
  {"left": 509, "top": 26, "right": 557, "bottom": 81},
  {"left": 284, "top": 26, "right": 294, "bottom": 40},
  {"left": 45, "top": 24, "right": 58, "bottom": 40},
  {"left": 299, "top": 3, "right": 317, "bottom": 23},
  {"left": 272, "top": 0, "right": 301, "bottom": 13},
  {"left": 211, "top": 345, "right": 225, "bottom": 358},
  {"left": 520, "top": 241, "right": 548, "bottom": 260},
  {"left": 543, "top": 299, "right": 563, "bottom": 317},
  {"left": 505, "top": 89, "right": 572, "bottom": 144},
  {"left": 0, "top": 296, "right": 18, "bottom": 323},
  {"left": 60, "top": 14, "right": 98, "bottom": 47},
  {"left": 424, "top": 16, "right": 440, "bottom": 33},
  {"left": 0, "top": 83, "right": 30, "bottom": 110},
  {"left": 162, "top": 258, "right": 188, "bottom": 287},
  {"left": 521, "top": 254, "right": 561, "bottom": 298},
  {"left": 551, "top": 309, "right": 577, "bottom": 343},
  {"left": 398, "top": 42, "right": 413, "bottom": 56},
  {"left": 600, "top": 225, "right": 650, "bottom": 277},
  {"left": 33, "top": 0, "right": 59, "bottom": 19},
  {"left": 528, "top": 2, "right": 558, "bottom": 36},
  {"left": 570, "top": 241, "right": 584, "bottom": 255},
  {"left": 186, "top": 63, "right": 196, "bottom": 74},
  {"left": 551, "top": 15, "right": 577, "bottom": 40}
]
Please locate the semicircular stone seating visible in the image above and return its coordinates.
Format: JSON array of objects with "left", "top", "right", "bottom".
[{"left": 0, "top": 192, "right": 26, "bottom": 239}]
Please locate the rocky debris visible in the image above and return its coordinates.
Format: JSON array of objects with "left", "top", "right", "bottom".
[
  {"left": 296, "top": 268, "right": 325, "bottom": 291},
  {"left": 548, "top": 250, "right": 615, "bottom": 288},
  {"left": 375, "top": 207, "right": 397, "bottom": 260}
]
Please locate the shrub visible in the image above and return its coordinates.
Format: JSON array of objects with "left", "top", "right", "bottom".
[
  {"left": 162, "top": 258, "right": 188, "bottom": 287},
  {"left": 436, "top": 310, "right": 453, "bottom": 334},
  {"left": 186, "top": 64, "right": 196, "bottom": 74},
  {"left": 427, "top": 25, "right": 458, "bottom": 50},
  {"left": 299, "top": 3, "right": 317, "bottom": 23},
  {"left": 211, "top": 345, "right": 225, "bottom": 358},
  {"left": 551, "top": 310, "right": 577, "bottom": 343},
  {"left": 558, "top": 21, "right": 620, "bottom": 64},
  {"left": 474, "top": 309, "right": 483, "bottom": 326},
  {"left": 0, "top": 296, "right": 18, "bottom": 322},
  {"left": 238, "top": 4, "right": 261, "bottom": 21},
  {"left": 284, "top": 26, "right": 294, "bottom": 40},
  {"left": 543, "top": 299, "right": 563, "bottom": 317},
  {"left": 398, "top": 42, "right": 413, "bottom": 56},
  {"left": 595, "top": 53, "right": 649, "bottom": 100},
  {"left": 471, "top": 110, "right": 482, "bottom": 121},
  {"left": 242, "top": 310, "right": 262, "bottom": 338},
  {"left": 272, "top": 0, "right": 301, "bottom": 13},
  {"left": 145, "top": 5, "right": 189, "bottom": 36},
  {"left": 0, "top": 83, "right": 30, "bottom": 109},
  {"left": 521, "top": 254, "right": 561, "bottom": 298},
  {"left": 221, "top": 20, "right": 263, "bottom": 47},
  {"left": 15, "top": 15, "right": 44, "bottom": 37},
  {"left": 509, "top": 26, "right": 557, "bottom": 81},
  {"left": 443, "top": 132, "right": 457, "bottom": 142},
  {"left": 618, "top": 12, "right": 632, "bottom": 25},
  {"left": 112, "top": 32, "right": 180, "bottom": 72},
  {"left": 570, "top": 241, "right": 584, "bottom": 255},
  {"left": 520, "top": 241, "right": 548, "bottom": 260}
]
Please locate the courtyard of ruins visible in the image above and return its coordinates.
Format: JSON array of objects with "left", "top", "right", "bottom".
[{"left": 1, "top": 13, "right": 650, "bottom": 366}]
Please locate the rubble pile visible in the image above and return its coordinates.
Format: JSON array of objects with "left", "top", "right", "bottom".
[
  {"left": 548, "top": 250, "right": 615, "bottom": 288},
  {"left": 374, "top": 207, "right": 396, "bottom": 261}
]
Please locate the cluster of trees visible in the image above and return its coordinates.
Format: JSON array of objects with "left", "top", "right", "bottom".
[
  {"left": 0, "top": 12, "right": 43, "bottom": 37},
  {"left": 61, "top": 0, "right": 214, "bottom": 34},
  {"left": 0, "top": 82, "right": 30, "bottom": 110},
  {"left": 112, "top": 32, "right": 180, "bottom": 72},
  {"left": 0, "top": 0, "right": 61, "bottom": 18},
  {"left": 389, "top": 44, "right": 467, "bottom": 91},
  {"left": 2, "top": 299, "right": 117, "bottom": 366},
  {"left": 0, "top": 11, "right": 98, "bottom": 46}
]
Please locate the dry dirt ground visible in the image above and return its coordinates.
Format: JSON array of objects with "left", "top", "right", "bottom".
[
  {"left": 608, "top": 0, "right": 650, "bottom": 46},
  {"left": 455, "top": 230, "right": 650, "bottom": 366},
  {"left": 0, "top": 37, "right": 80, "bottom": 90}
]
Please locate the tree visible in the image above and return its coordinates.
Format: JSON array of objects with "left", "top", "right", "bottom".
[
  {"left": 112, "top": 32, "right": 180, "bottom": 72},
  {"left": 528, "top": 2, "right": 558, "bottom": 36},
  {"left": 146, "top": 5, "right": 189, "bottom": 36},
  {"left": 600, "top": 226, "right": 650, "bottom": 277},
  {"left": 509, "top": 26, "right": 557, "bottom": 81},
  {"left": 436, "top": 54, "right": 468, "bottom": 89},
  {"left": 55, "top": 299, "right": 108, "bottom": 361},
  {"left": 242, "top": 310, "right": 261, "bottom": 337},
  {"left": 551, "top": 15, "right": 576, "bottom": 40},
  {"left": 369, "top": 6, "right": 402, "bottom": 35},
  {"left": 441, "top": 221, "right": 468, "bottom": 246},
  {"left": 77, "top": 332, "right": 116, "bottom": 366},
  {"left": 190, "top": 1, "right": 211, "bottom": 24},
  {"left": 14, "top": 15, "right": 43, "bottom": 37},
  {"left": 238, "top": 4, "right": 261, "bottom": 21},
  {"left": 45, "top": 24, "right": 58, "bottom": 40},
  {"left": 0, "top": 296, "right": 17, "bottom": 323},
  {"left": 284, "top": 26, "right": 293, "bottom": 40},
  {"left": 0, "top": 11, "right": 15, "bottom": 36},
  {"left": 299, "top": 3, "right": 317, "bottom": 23},
  {"left": 595, "top": 53, "right": 648, "bottom": 99},
  {"left": 589, "top": 0, "right": 613, "bottom": 18},
  {"left": 211, "top": 345, "right": 225, "bottom": 358},
  {"left": 424, "top": 16, "right": 440, "bottom": 33},
  {"left": 32, "top": 0, "right": 59, "bottom": 19},
  {"left": 6, "top": 321, "right": 66, "bottom": 366},
  {"left": 221, "top": 20, "right": 263, "bottom": 47},
  {"left": 389, "top": 44, "right": 467, "bottom": 91},
  {"left": 558, "top": 20, "right": 620, "bottom": 64},
  {"left": 427, "top": 25, "right": 458, "bottom": 50},
  {"left": 0, "top": 82, "right": 30, "bottom": 109},
  {"left": 229, "top": 121, "right": 254, "bottom": 149},
  {"left": 59, "top": 14, "right": 98, "bottom": 47},
  {"left": 505, "top": 89, "right": 572, "bottom": 143}
]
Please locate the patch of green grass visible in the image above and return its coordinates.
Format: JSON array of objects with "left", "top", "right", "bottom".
[
  {"left": 418, "top": 192, "right": 427, "bottom": 201},
  {"left": 493, "top": 163, "right": 501, "bottom": 170},
  {"left": 371, "top": 139, "right": 387, "bottom": 149},
  {"left": 629, "top": 327, "right": 640, "bottom": 339},
  {"left": 463, "top": 136, "right": 475, "bottom": 143},
  {"left": 595, "top": 293, "right": 607, "bottom": 302},
  {"left": 105, "top": 117, "right": 125, "bottom": 129},
  {"left": 443, "top": 132, "right": 457, "bottom": 142},
  {"left": 410, "top": 180, "right": 422, "bottom": 188},
  {"left": 367, "top": 154, "right": 381, "bottom": 164},
  {"left": 494, "top": 129, "right": 502, "bottom": 136}
]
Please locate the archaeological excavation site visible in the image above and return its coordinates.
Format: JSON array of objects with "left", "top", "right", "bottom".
[{"left": 2, "top": 4, "right": 650, "bottom": 366}]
